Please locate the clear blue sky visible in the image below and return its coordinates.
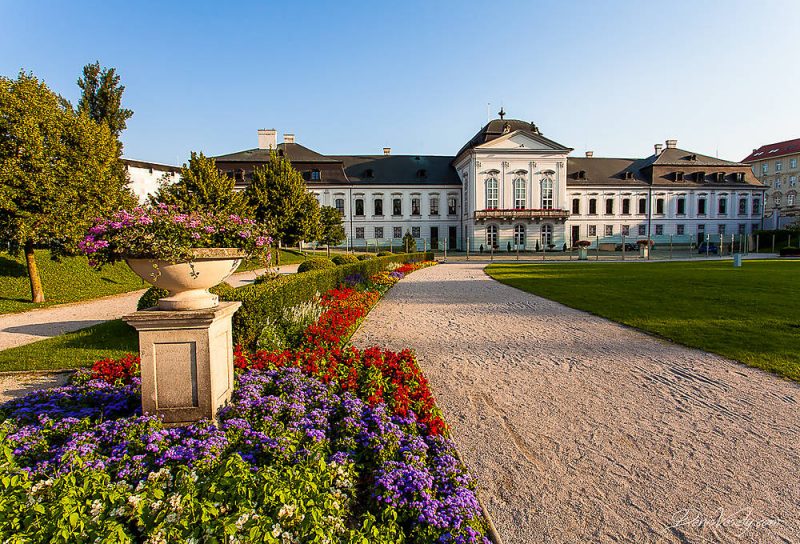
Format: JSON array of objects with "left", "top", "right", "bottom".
[{"left": 2, "top": 0, "right": 797, "bottom": 165}]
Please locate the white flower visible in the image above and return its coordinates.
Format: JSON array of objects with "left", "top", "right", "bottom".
[
  {"left": 278, "top": 504, "right": 296, "bottom": 519},
  {"left": 165, "top": 513, "right": 177, "bottom": 523},
  {"left": 272, "top": 524, "right": 283, "bottom": 538},
  {"left": 90, "top": 500, "right": 103, "bottom": 518}
]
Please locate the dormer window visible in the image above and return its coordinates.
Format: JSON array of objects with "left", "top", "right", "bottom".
[
  {"left": 696, "top": 171, "right": 705, "bottom": 182},
  {"left": 364, "top": 169, "right": 374, "bottom": 178},
  {"left": 622, "top": 171, "right": 633, "bottom": 180},
  {"left": 310, "top": 169, "right": 321, "bottom": 181},
  {"left": 688, "top": 154, "right": 697, "bottom": 161},
  {"left": 416, "top": 169, "right": 427, "bottom": 178},
  {"left": 736, "top": 172, "right": 745, "bottom": 183},
  {"left": 675, "top": 171, "right": 684, "bottom": 182},
  {"left": 576, "top": 170, "right": 587, "bottom": 180},
  {"left": 716, "top": 172, "right": 725, "bottom": 183}
]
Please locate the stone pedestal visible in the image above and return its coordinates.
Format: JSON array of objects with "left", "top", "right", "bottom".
[{"left": 123, "top": 301, "right": 241, "bottom": 425}]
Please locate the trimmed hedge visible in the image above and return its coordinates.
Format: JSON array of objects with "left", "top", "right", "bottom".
[
  {"left": 376, "top": 251, "right": 393, "bottom": 257},
  {"left": 357, "top": 254, "right": 374, "bottom": 261},
  {"left": 297, "top": 257, "right": 336, "bottom": 272},
  {"left": 779, "top": 246, "right": 800, "bottom": 257},
  {"left": 331, "top": 254, "right": 359, "bottom": 266},
  {"left": 223, "top": 252, "right": 432, "bottom": 348}
]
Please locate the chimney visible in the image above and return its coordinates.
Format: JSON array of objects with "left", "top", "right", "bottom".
[
  {"left": 665, "top": 139, "right": 677, "bottom": 149},
  {"left": 383, "top": 147, "right": 391, "bottom": 156},
  {"left": 283, "top": 133, "right": 295, "bottom": 144},
  {"left": 654, "top": 143, "right": 663, "bottom": 156},
  {"left": 257, "top": 128, "right": 277, "bottom": 150},
  {"left": 585, "top": 151, "right": 594, "bottom": 158}
]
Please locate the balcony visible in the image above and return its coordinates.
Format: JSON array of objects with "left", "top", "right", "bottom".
[{"left": 474, "top": 208, "right": 570, "bottom": 222}]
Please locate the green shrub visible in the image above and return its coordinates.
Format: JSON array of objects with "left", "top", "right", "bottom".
[
  {"left": 297, "top": 257, "right": 336, "bottom": 272},
  {"left": 137, "top": 287, "right": 168, "bottom": 310},
  {"left": 377, "top": 251, "right": 393, "bottom": 257},
  {"left": 332, "top": 254, "right": 359, "bottom": 266},
  {"left": 357, "top": 254, "right": 374, "bottom": 261},
  {"left": 220, "top": 252, "right": 432, "bottom": 348},
  {"left": 779, "top": 246, "right": 800, "bottom": 257}
]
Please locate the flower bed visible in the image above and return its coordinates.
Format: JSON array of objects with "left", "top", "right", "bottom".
[{"left": 0, "top": 259, "right": 491, "bottom": 543}]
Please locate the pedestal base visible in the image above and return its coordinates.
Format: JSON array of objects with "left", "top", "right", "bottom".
[{"left": 123, "top": 301, "right": 241, "bottom": 425}]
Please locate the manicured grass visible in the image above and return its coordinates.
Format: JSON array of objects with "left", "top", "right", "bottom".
[
  {"left": 0, "top": 319, "right": 138, "bottom": 372},
  {"left": 0, "top": 250, "right": 146, "bottom": 314},
  {"left": 486, "top": 260, "right": 800, "bottom": 381}
]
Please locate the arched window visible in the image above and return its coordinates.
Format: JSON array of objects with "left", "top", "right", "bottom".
[
  {"left": 540, "top": 178, "right": 554, "bottom": 209},
  {"left": 513, "top": 177, "right": 526, "bottom": 209},
  {"left": 540, "top": 224, "right": 553, "bottom": 246},
  {"left": 486, "top": 224, "right": 498, "bottom": 248},
  {"left": 486, "top": 177, "right": 499, "bottom": 209},
  {"left": 514, "top": 224, "right": 526, "bottom": 248},
  {"left": 334, "top": 198, "right": 345, "bottom": 215}
]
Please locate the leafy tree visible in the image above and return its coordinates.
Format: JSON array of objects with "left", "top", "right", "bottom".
[
  {"left": 316, "top": 206, "right": 345, "bottom": 257},
  {"left": 0, "top": 72, "right": 135, "bottom": 302},
  {"left": 152, "top": 152, "right": 252, "bottom": 217},
  {"left": 403, "top": 230, "right": 415, "bottom": 253},
  {"left": 245, "top": 151, "right": 321, "bottom": 265},
  {"left": 76, "top": 61, "right": 133, "bottom": 137}
]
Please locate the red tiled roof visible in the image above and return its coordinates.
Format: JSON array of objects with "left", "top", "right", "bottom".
[{"left": 742, "top": 137, "right": 800, "bottom": 163}]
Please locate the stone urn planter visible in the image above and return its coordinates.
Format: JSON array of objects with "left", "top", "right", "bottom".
[
  {"left": 126, "top": 248, "right": 244, "bottom": 311},
  {"left": 639, "top": 245, "right": 650, "bottom": 258},
  {"left": 577, "top": 247, "right": 589, "bottom": 260}
]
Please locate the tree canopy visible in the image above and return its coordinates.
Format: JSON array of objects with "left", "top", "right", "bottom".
[
  {"left": 317, "top": 206, "right": 346, "bottom": 254},
  {"left": 76, "top": 61, "right": 133, "bottom": 138},
  {"left": 0, "top": 71, "right": 135, "bottom": 302},
  {"left": 152, "top": 152, "right": 252, "bottom": 218}
]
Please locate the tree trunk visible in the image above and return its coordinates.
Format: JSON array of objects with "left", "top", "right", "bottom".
[
  {"left": 24, "top": 241, "right": 45, "bottom": 303},
  {"left": 326, "top": 244, "right": 330, "bottom": 258},
  {"left": 275, "top": 241, "right": 281, "bottom": 266}
]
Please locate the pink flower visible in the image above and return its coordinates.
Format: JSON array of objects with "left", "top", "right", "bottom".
[
  {"left": 204, "top": 226, "right": 216, "bottom": 233},
  {"left": 239, "top": 230, "right": 251, "bottom": 239}
]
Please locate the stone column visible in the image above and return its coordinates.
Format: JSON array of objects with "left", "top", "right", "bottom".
[{"left": 123, "top": 301, "right": 241, "bottom": 425}]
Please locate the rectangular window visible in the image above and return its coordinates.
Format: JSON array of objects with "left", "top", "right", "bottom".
[
  {"left": 676, "top": 224, "right": 685, "bottom": 235},
  {"left": 588, "top": 225, "right": 597, "bottom": 236},
  {"left": 656, "top": 198, "right": 665, "bottom": 214},
  {"left": 789, "top": 194, "right": 796, "bottom": 205},
  {"left": 698, "top": 198, "right": 707, "bottom": 215},
  {"left": 589, "top": 199, "right": 597, "bottom": 214},
  {"left": 335, "top": 198, "right": 345, "bottom": 215},
  {"left": 430, "top": 197, "right": 439, "bottom": 216},
  {"left": 718, "top": 224, "right": 726, "bottom": 235},
  {"left": 355, "top": 198, "right": 364, "bottom": 216},
  {"left": 791, "top": 158, "right": 798, "bottom": 169},
  {"left": 655, "top": 224, "right": 663, "bottom": 236},
  {"left": 448, "top": 197, "right": 457, "bottom": 215},
  {"left": 393, "top": 226, "right": 402, "bottom": 239},
  {"left": 355, "top": 227, "right": 364, "bottom": 239},
  {"left": 604, "top": 225, "right": 613, "bottom": 236},
  {"left": 738, "top": 223, "right": 746, "bottom": 235},
  {"left": 638, "top": 224, "right": 647, "bottom": 236},
  {"left": 374, "top": 227, "right": 383, "bottom": 239},
  {"left": 514, "top": 181, "right": 526, "bottom": 209},
  {"left": 738, "top": 198, "right": 747, "bottom": 215},
  {"left": 752, "top": 223, "right": 759, "bottom": 233},
  {"left": 677, "top": 197, "right": 686, "bottom": 215},
  {"left": 605, "top": 199, "right": 614, "bottom": 215},
  {"left": 638, "top": 198, "right": 646, "bottom": 214},
  {"left": 762, "top": 163, "right": 768, "bottom": 174},
  {"left": 411, "top": 197, "right": 421, "bottom": 216},
  {"left": 791, "top": 175, "right": 797, "bottom": 187},
  {"left": 392, "top": 198, "right": 402, "bottom": 216},
  {"left": 622, "top": 198, "right": 630, "bottom": 215},
  {"left": 411, "top": 227, "right": 420, "bottom": 238},
  {"left": 718, "top": 198, "right": 727, "bottom": 215},
  {"left": 776, "top": 178, "right": 782, "bottom": 188},
  {"left": 572, "top": 198, "right": 580, "bottom": 214},
  {"left": 374, "top": 199, "right": 383, "bottom": 216},
  {"left": 776, "top": 161, "right": 783, "bottom": 172},
  {"left": 622, "top": 225, "right": 630, "bottom": 236}
]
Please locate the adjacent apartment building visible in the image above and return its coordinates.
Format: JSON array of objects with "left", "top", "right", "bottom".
[
  {"left": 742, "top": 138, "right": 800, "bottom": 228},
  {"left": 213, "top": 113, "right": 766, "bottom": 251}
]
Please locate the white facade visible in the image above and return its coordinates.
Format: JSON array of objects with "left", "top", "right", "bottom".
[{"left": 122, "top": 159, "right": 181, "bottom": 204}]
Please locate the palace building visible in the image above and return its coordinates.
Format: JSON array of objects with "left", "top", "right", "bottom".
[{"left": 213, "top": 112, "right": 766, "bottom": 251}]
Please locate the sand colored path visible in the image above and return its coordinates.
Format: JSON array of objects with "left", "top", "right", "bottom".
[{"left": 352, "top": 263, "right": 800, "bottom": 543}]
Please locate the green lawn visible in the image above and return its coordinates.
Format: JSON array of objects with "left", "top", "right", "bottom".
[
  {"left": 485, "top": 260, "right": 800, "bottom": 381},
  {"left": 0, "top": 320, "right": 138, "bottom": 372},
  {"left": 0, "top": 250, "right": 146, "bottom": 314}
]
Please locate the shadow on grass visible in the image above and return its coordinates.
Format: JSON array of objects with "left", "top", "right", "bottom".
[{"left": 0, "top": 255, "right": 27, "bottom": 278}]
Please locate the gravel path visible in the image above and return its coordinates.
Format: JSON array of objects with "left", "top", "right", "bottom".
[{"left": 352, "top": 263, "right": 800, "bottom": 543}]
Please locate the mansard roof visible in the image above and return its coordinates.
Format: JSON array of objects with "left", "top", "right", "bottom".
[
  {"left": 335, "top": 155, "right": 460, "bottom": 186},
  {"left": 455, "top": 118, "right": 571, "bottom": 159},
  {"left": 214, "top": 142, "right": 341, "bottom": 163},
  {"left": 741, "top": 137, "right": 800, "bottom": 163}
]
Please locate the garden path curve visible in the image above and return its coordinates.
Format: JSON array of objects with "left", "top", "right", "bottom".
[{"left": 352, "top": 262, "right": 800, "bottom": 543}]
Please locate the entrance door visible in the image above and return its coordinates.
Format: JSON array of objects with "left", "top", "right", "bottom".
[
  {"left": 448, "top": 226, "right": 457, "bottom": 250},
  {"left": 571, "top": 225, "right": 580, "bottom": 246},
  {"left": 430, "top": 226, "right": 439, "bottom": 250}
]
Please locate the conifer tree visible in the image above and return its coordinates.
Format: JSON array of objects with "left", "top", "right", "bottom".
[{"left": 77, "top": 61, "right": 133, "bottom": 137}]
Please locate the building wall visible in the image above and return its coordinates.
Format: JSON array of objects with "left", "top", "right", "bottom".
[
  {"left": 125, "top": 163, "right": 180, "bottom": 203},
  {"left": 748, "top": 153, "right": 800, "bottom": 228}
]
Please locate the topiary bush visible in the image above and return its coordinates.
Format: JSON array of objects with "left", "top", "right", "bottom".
[
  {"left": 297, "top": 257, "right": 336, "bottom": 272},
  {"left": 332, "top": 254, "right": 359, "bottom": 266},
  {"left": 357, "top": 254, "right": 374, "bottom": 261},
  {"left": 377, "top": 251, "right": 393, "bottom": 257}
]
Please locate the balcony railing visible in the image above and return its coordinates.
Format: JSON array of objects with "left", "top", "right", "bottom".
[{"left": 474, "top": 208, "right": 570, "bottom": 221}]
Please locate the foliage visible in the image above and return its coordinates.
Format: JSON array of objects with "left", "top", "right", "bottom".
[
  {"left": 0, "top": 71, "right": 136, "bottom": 302},
  {"left": 245, "top": 151, "right": 321, "bottom": 247},
  {"left": 297, "top": 257, "right": 336, "bottom": 273},
  {"left": 357, "top": 254, "right": 374, "bottom": 261},
  {"left": 486, "top": 260, "right": 800, "bottom": 381},
  {"left": 377, "top": 251, "right": 393, "bottom": 257},
  {"left": 316, "top": 205, "right": 346, "bottom": 248},
  {"left": 402, "top": 230, "right": 416, "bottom": 252},
  {"left": 80, "top": 205, "right": 271, "bottom": 267},
  {"left": 151, "top": 152, "right": 252, "bottom": 218},
  {"left": 0, "top": 249, "right": 144, "bottom": 315},
  {"left": 332, "top": 254, "right": 359, "bottom": 266},
  {"left": 76, "top": 61, "right": 133, "bottom": 137},
  {"left": 575, "top": 240, "right": 592, "bottom": 248},
  {"left": 779, "top": 246, "right": 800, "bottom": 256}
]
